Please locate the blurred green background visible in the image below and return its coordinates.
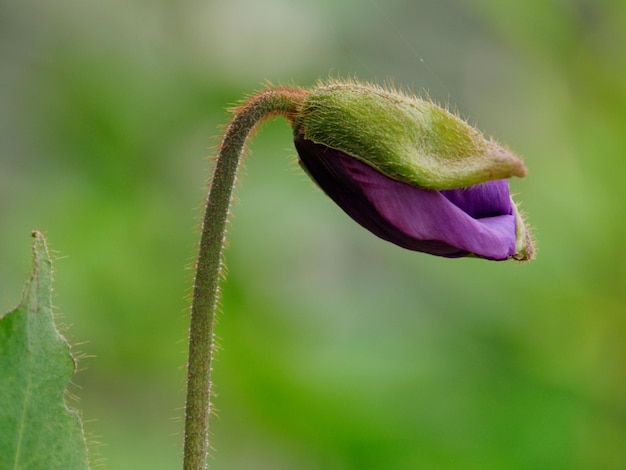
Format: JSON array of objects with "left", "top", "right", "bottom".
[{"left": 2, "top": 0, "right": 625, "bottom": 468}]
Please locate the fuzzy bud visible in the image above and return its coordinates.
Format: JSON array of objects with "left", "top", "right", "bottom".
[{"left": 292, "top": 81, "right": 533, "bottom": 261}]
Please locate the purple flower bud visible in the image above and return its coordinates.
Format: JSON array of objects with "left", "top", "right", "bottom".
[{"left": 295, "top": 134, "right": 525, "bottom": 260}]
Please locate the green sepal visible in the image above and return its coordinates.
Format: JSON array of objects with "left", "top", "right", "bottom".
[
  {"left": 512, "top": 201, "right": 534, "bottom": 261},
  {"left": 294, "top": 82, "right": 527, "bottom": 190}
]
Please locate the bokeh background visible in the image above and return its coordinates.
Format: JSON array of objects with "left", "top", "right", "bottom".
[{"left": 2, "top": 0, "right": 626, "bottom": 468}]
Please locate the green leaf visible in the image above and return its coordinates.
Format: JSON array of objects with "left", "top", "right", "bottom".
[{"left": 0, "top": 231, "right": 89, "bottom": 470}]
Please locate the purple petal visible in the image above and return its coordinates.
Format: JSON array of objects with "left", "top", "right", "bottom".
[{"left": 295, "top": 135, "right": 517, "bottom": 260}]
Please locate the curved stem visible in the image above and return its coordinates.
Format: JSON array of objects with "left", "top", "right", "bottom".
[{"left": 183, "top": 87, "right": 308, "bottom": 470}]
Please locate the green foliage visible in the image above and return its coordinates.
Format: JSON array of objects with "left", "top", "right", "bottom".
[{"left": 0, "top": 232, "right": 89, "bottom": 470}]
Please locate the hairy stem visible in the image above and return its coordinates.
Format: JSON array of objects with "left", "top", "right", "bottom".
[{"left": 183, "top": 87, "right": 307, "bottom": 470}]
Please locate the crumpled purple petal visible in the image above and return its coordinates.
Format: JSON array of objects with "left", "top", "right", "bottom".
[{"left": 295, "top": 135, "right": 517, "bottom": 260}]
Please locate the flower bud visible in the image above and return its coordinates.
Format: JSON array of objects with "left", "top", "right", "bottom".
[{"left": 292, "top": 82, "right": 533, "bottom": 261}]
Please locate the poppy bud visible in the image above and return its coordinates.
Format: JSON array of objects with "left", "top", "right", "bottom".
[{"left": 292, "top": 82, "right": 533, "bottom": 261}]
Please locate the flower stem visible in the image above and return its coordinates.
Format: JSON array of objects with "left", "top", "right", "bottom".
[{"left": 183, "top": 87, "right": 307, "bottom": 470}]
